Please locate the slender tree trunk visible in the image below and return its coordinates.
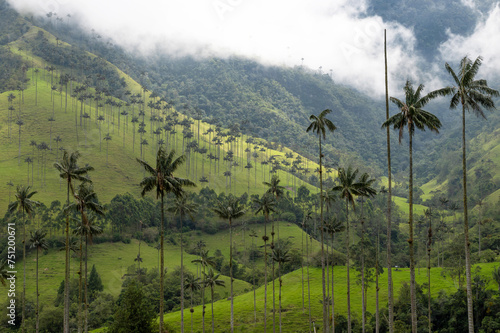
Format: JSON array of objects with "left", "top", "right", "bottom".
[
  {"left": 331, "top": 233, "right": 335, "bottom": 333},
  {"left": 160, "top": 194, "right": 165, "bottom": 333},
  {"left": 301, "top": 223, "right": 305, "bottom": 315},
  {"left": 230, "top": 217, "right": 234, "bottom": 333},
  {"left": 346, "top": 199, "right": 352, "bottom": 333},
  {"left": 427, "top": 218, "right": 432, "bottom": 333},
  {"left": 278, "top": 260, "right": 282, "bottom": 333},
  {"left": 181, "top": 213, "right": 185, "bottom": 333},
  {"left": 462, "top": 104, "right": 474, "bottom": 333},
  {"left": 36, "top": 248, "right": 39, "bottom": 333},
  {"left": 376, "top": 215, "right": 380, "bottom": 333},
  {"left": 307, "top": 233, "right": 312, "bottom": 332},
  {"left": 202, "top": 264, "right": 206, "bottom": 333},
  {"left": 22, "top": 211, "right": 26, "bottom": 333},
  {"left": 384, "top": 29, "right": 394, "bottom": 333},
  {"left": 319, "top": 136, "right": 329, "bottom": 332},
  {"left": 252, "top": 238, "right": 257, "bottom": 324},
  {"left": 191, "top": 289, "right": 194, "bottom": 333},
  {"left": 272, "top": 217, "right": 276, "bottom": 333},
  {"left": 85, "top": 235, "right": 89, "bottom": 333},
  {"left": 264, "top": 216, "right": 269, "bottom": 331},
  {"left": 409, "top": 133, "right": 417, "bottom": 333},
  {"left": 211, "top": 289, "right": 215, "bottom": 333},
  {"left": 361, "top": 209, "right": 366, "bottom": 333},
  {"left": 78, "top": 232, "right": 83, "bottom": 333},
  {"left": 64, "top": 181, "right": 70, "bottom": 333}
]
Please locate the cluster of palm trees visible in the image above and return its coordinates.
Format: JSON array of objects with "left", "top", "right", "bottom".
[
  {"left": 53, "top": 150, "right": 103, "bottom": 333},
  {"left": 3, "top": 150, "right": 103, "bottom": 333},
  {"left": 3, "top": 40, "right": 498, "bottom": 333},
  {"left": 381, "top": 55, "right": 499, "bottom": 333}
]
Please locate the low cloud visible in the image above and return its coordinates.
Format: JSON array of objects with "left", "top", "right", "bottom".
[
  {"left": 439, "top": 4, "right": 500, "bottom": 81},
  {"left": 9, "top": 0, "right": 492, "bottom": 98}
]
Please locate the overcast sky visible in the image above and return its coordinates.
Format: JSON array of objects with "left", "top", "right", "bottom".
[{"left": 8, "top": 0, "right": 500, "bottom": 98}]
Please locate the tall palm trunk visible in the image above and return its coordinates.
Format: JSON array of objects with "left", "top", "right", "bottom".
[
  {"left": 202, "top": 264, "right": 206, "bottom": 333},
  {"left": 376, "top": 215, "right": 380, "bottom": 333},
  {"left": 427, "top": 217, "right": 432, "bottom": 333},
  {"left": 272, "top": 217, "right": 276, "bottom": 333},
  {"left": 35, "top": 246, "right": 39, "bottom": 333},
  {"left": 22, "top": 210, "right": 26, "bottom": 333},
  {"left": 264, "top": 215, "right": 269, "bottom": 331},
  {"left": 190, "top": 288, "right": 194, "bottom": 333},
  {"left": 345, "top": 199, "right": 352, "bottom": 333},
  {"left": 229, "top": 217, "right": 234, "bottom": 333},
  {"left": 159, "top": 194, "right": 165, "bottom": 333},
  {"left": 409, "top": 133, "right": 417, "bottom": 333},
  {"left": 462, "top": 104, "right": 474, "bottom": 333},
  {"left": 278, "top": 258, "right": 283, "bottom": 333},
  {"left": 331, "top": 232, "right": 335, "bottom": 333},
  {"left": 319, "top": 136, "right": 328, "bottom": 332},
  {"left": 78, "top": 232, "right": 83, "bottom": 333},
  {"left": 361, "top": 207, "right": 366, "bottom": 333},
  {"left": 301, "top": 224, "right": 305, "bottom": 315},
  {"left": 85, "top": 235, "right": 89, "bottom": 333},
  {"left": 211, "top": 288, "right": 215, "bottom": 333},
  {"left": 384, "top": 30, "right": 394, "bottom": 333},
  {"left": 181, "top": 213, "right": 185, "bottom": 333},
  {"left": 307, "top": 233, "right": 312, "bottom": 332},
  {"left": 64, "top": 181, "right": 70, "bottom": 333}
]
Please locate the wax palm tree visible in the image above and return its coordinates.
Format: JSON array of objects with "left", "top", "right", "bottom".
[
  {"left": 272, "top": 245, "right": 290, "bottom": 333},
  {"left": 307, "top": 109, "right": 336, "bottom": 331},
  {"left": 29, "top": 229, "right": 48, "bottom": 333},
  {"left": 24, "top": 157, "right": 33, "bottom": 185},
  {"left": 103, "top": 133, "right": 112, "bottom": 166},
  {"left": 382, "top": 80, "right": 449, "bottom": 333},
  {"left": 137, "top": 147, "right": 195, "bottom": 333},
  {"left": 54, "top": 150, "right": 93, "bottom": 333},
  {"left": 192, "top": 250, "right": 216, "bottom": 333},
  {"left": 445, "top": 56, "right": 499, "bottom": 333},
  {"left": 423, "top": 208, "right": 434, "bottom": 333},
  {"left": 204, "top": 268, "right": 225, "bottom": 333},
  {"left": 213, "top": 195, "right": 246, "bottom": 333},
  {"left": 168, "top": 194, "right": 198, "bottom": 333},
  {"left": 66, "top": 183, "right": 104, "bottom": 333},
  {"left": 383, "top": 31, "right": 395, "bottom": 332},
  {"left": 264, "top": 174, "right": 285, "bottom": 330},
  {"left": 331, "top": 166, "right": 374, "bottom": 333},
  {"left": 253, "top": 192, "right": 276, "bottom": 330},
  {"left": 249, "top": 230, "right": 259, "bottom": 322},
  {"left": 184, "top": 274, "right": 201, "bottom": 333},
  {"left": 324, "top": 216, "right": 345, "bottom": 333},
  {"left": 8, "top": 185, "right": 40, "bottom": 333},
  {"left": 357, "top": 173, "right": 377, "bottom": 333}
]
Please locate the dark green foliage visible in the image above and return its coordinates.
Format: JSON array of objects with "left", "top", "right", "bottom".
[
  {"left": 109, "top": 279, "right": 156, "bottom": 333},
  {"left": 28, "top": 31, "right": 128, "bottom": 99},
  {"left": 0, "top": 0, "right": 29, "bottom": 45},
  {"left": 88, "top": 265, "right": 104, "bottom": 295},
  {"left": 88, "top": 293, "right": 114, "bottom": 330},
  {"left": 39, "top": 307, "right": 64, "bottom": 333},
  {"left": 0, "top": 48, "right": 26, "bottom": 93},
  {"left": 106, "top": 193, "right": 160, "bottom": 233}
]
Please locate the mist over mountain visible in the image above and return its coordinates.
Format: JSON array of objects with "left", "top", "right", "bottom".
[{"left": 8, "top": 0, "right": 500, "bottom": 98}]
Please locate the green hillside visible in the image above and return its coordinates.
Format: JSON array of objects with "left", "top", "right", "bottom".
[{"left": 0, "top": 62, "right": 320, "bottom": 212}]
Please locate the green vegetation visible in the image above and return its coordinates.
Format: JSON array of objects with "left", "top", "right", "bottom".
[{"left": 0, "top": 2, "right": 500, "bottom": 333}]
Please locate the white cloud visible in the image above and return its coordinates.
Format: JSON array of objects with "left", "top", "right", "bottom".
[
  {"left": 8, "top": 0, "right": 429, "bottom": 97},
  {"left": 439, "top": 4, "right": 500, "bottom": 80}
]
